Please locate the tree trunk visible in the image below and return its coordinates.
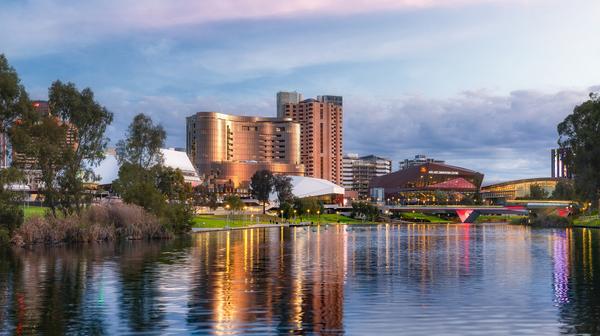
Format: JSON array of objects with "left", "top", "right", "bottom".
[{"left": 263, "top": 202, "right": 266, "bottom": 214}]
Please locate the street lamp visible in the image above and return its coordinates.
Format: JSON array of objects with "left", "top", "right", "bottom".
[
  {"left": 225, "top": 204, "right": 230, "bottom": 227},
  {"left": 244, "top": 206, "right": 248, "bottom": 226},
  {"left": 317, "top": 210, "right": 320, "bottom": 225},
  {"left": 280, "top": 209, "right": 284, "bottom": 223},
  {"left": 294, "top": 209, "right": 297, "bottom": 223}
]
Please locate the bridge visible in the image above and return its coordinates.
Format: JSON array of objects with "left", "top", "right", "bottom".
[{"left": 382, "top": 201, "right": 574, "bottom": 223}]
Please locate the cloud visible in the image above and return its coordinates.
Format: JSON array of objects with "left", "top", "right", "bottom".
[
  {"left": 343, "top": 87, "right": 594, "bottom": 182},
  {"left": 97, "top": 85, "right": 596, "bottom": 183},
  {"left": 0, "top": 0, "right": 537, "bottom": 57}
]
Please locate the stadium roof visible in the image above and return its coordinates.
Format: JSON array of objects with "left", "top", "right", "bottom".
[
  {"left": 270, "top": 175, "right": 344, "bottom": 202},
  {"left": 92, "top": 148, "right": 200, "bottom": 185}
]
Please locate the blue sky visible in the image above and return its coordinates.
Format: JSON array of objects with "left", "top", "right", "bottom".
[{"left": 2, "top": 0, "right": 599, "bottom": 182}]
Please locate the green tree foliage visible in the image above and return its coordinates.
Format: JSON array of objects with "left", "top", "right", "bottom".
[
  {"left": 114, "top": 113, "right": 166, "bottom": 213},
  {"left": 351, "top": 201, "right": 379, "bottom": 221},
  {"left": 273, "top": 175, "right": 294, "bottom": 205},
  {"left": 113, "top": 114, "right": 192, "bottom": 234},
  {"left": 552, "top": 180, "right": 576, "bottom": 200},
  {"left": 0, "top": 168, "right": 25, "bottom": 239},
  {"left": 528, "top": 184, "right": 549, "bottom": 200},
  {"left": 292, "top": 197, "right": 323, "bottom": 219},
  {"left": 0, "top": 54, "right": 33, "bottom": 160},
  {"left": 10, "top": 110, "right": 69, "bottom": 216},
  {"left": 250, "top": 169, "right": 274, "bottom": 214},
  {"left": 193, "top": 185, "right": 219, "bottom": 210},
  {"left": 558, "top": 93, "right": 600, "bottom": 208},
  {"left": 224, "top": 195, "right": 244, "bottom": 212},
  {"left": 49, "top": 81, "right": 113, "bottom": 215},
  {"left": 116, "top": 113, "right": 166, "bottom": 168}
]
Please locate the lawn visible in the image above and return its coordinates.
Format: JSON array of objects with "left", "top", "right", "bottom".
[
  {"left": 396, "top": 212, "right": 450, "bottom": 223},
  {"left": 22, "top": 206, "right": 47, "bottom": 219},
  {"left": 296, "top": 213, "right": 365, "bottom": 224},
  {"left": 192, "top": 214, "right": 280, "bottom": 228},
  {"left": 573, "top": 215, "right": 600, "bottom": 228},
  {"left": 475, "top": 215, "right": 526, "bottom": 223}
]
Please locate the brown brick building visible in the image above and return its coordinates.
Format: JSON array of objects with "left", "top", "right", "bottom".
[{"left": 284, "top": 97, "right": 343, "bottom": 185}]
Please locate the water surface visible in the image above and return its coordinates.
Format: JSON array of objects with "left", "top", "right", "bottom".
[{"left": 1, "top": 223, "right": 599, "bottom": 335}]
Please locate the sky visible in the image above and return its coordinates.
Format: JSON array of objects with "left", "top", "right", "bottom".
[{"left": 2, "top": 0, "right": 600, "bottom": 183}]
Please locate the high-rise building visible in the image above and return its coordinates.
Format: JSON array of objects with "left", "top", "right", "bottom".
[
  {"left": 186, "top": 112, "right": 305, "bottom": 188},
  {"left": 342, "top": 154, "right": 392, "bottom": 199},
  {"left": 317, "top": 95, "right": 343, "bottom": 107},
  {"left": 399, "top": 155, "right": 445, "bottom": 171},
  {"left": 551, "top": 148, "right": 572, "bottom": 178},
  {"left": 276, "top": 91, "right": 303, "bottom": 118},
  {"left": 283, "top": 97, "right": 343, "bottom": 185}
]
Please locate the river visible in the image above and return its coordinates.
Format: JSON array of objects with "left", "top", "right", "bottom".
[{"left": 0, "top": 223, "right": 599, "bottom": 335}]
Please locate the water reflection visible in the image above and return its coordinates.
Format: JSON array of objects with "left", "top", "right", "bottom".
[{"left": 0, "top": 224, "right": 599, "bottom": 334}]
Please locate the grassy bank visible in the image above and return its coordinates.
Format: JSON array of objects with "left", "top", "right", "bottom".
[
  {"left": 475, "top": 215, "right": 526, "bottom": 223},
  {"left": 573, "top": 215, "right": 600, "bottom": 228},
  {"left": 396, "top": 212, "right": 450, "bottom": 223},
  {"left": 22, "top": 206, "right": 47, "bottom": 219},
  {"left": 191, "top": 213, "right": 365, "bottom": 228}
]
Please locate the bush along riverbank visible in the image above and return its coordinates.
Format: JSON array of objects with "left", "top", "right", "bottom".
[{"left": 10, "top": 204, "right": 180, "bottom": 246}]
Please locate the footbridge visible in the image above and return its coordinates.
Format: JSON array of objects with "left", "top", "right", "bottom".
[{"left": 382, "top": 201, "right": 574, "bottom": 223}]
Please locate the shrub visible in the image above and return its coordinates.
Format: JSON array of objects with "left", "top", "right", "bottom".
[{"left": 530, "top": 214, "right": 571, "bottom": 227}]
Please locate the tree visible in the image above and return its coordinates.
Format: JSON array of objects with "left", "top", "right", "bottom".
[
  {"left": 351, "top": 201, "right": 379, "bottom": 221},
  {"left": 250, "top": 170, "right": 274, "bottom": 214},
  {"left": 114, "top": 113, "right": 166, "bottom": 212},
  {"left": 558, "top": 93, "right": 600, "bottom": 208},
  {"left": 0, "top": 54, "right": 33, "bottom": 163},
  {"left": 528, "top": 184, "right": 549, "bottom": 200},
  {"left": 552, "top": 180, "right": 575, "bottom": 200},
  {"left": 49, "top": 81, "right": 113, "bottom": 215},
  {"left": 0, "top": 168, "right": 25, "bottom": 238},
  {"left": 273, "top": 175, "right": 294, "bottom": 205},
  {"left": 116, "top": 113, "right": 166, "bottom": 168}
]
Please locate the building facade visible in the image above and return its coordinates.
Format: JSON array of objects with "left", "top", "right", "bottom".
[
  {"left": 481, "top": 177, "right": 564, "bottom": 204},
  {"left": 342, "top": 154, "right": 391, "bottom": 199},
  {"left": 283, "top": 98, "right": 343, "bottom": 185},
  {"left": 551, "top": 148, "right": 572, "bottom": 178},
  {"left": 276, "top": 91, "right": 303, "bottom": 118},
  {"left": 186, "top": 112, "right": 305, "bottom": 188},
  {"left": 399, "top": 154, "right": 445, "bottom": 171},
  {"left": 369, "top": 162, "right": 484, "bottom": 204}
]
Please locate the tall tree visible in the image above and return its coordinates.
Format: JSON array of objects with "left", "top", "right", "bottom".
[
  {"left": 114, "top": 114, "right": 166, "bottom": 214},
  {"left": 558, "top": 93, "right": 600, "bottom": 208},
  {"left": 0, "top": 54, "right": 33, "bottom": 163},
  {"left": 273, "top": 175, "right": 294, "bottom": 205},
  {"left": 49, "top": 81, "right": 113, "bottom": 214},
  {"left": 528, "top": 184, "right": 549, "bottom": 200},
  {"left": 250, "top": 170, "right": 274, "bottom": 214},
  {"left": 116, "top": 113, "right": 165, "bottom": 168},
  {"left": 552, "top": 180, "right": 575, "bottom": 200}
]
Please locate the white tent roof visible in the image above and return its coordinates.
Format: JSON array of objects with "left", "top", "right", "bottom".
[
  {"left": 270, "top": 175, "right": 344, "bottom": 201},
  {"left": 160, "top": 148, "right": 197, "bottom": 174},
  {"left": 93, "top": 149, "right": 200, "bottom": 185}
]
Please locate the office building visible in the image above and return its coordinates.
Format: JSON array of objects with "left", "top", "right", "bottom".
[
  {"left": 276, "top": 91, "right": 303, "bottom": 118},
  {"left": 283, "top": 97, "right": 343, "bottom": 185},
  {"left": 399, "top": 154, "right": 445, "bottom": 171},
  {"left": 317, "top": 95, "right": 343, "bottom": 107},
  {"left": 343, "top": 154, "right": 392, "bottom": 199},
  {"left": 370, "top": 161, "right": 483, "bottom": 204},
  {"left": 551, "top": 148, "right": 572, "bottom": 178},
  {"left": 186, "top": 112, "right": 304, "bottom": 188}
]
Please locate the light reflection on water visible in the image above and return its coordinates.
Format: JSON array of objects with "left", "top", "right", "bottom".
[{"left": 0, "top": 223, "right": 599, "bottom": 335}]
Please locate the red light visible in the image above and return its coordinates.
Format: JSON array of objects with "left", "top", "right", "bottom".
[{"left": 33, "top": 102, "right": 40, "bottom": 107}]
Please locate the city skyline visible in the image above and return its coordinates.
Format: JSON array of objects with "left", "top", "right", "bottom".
[{"left": 2, "top": 0, "right": 600, "bottom": 182}]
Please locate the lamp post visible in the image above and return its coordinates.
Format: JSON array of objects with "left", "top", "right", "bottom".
[
  {"left": 317, "top": 210, "right": 320, "bottom": 225},
  {"left": 244, "top": 206, "right": 248, "bottom": 226},
  {"left": 293, "top": 209, "right": 297, "bottom": 224},
  {"left": 307, "top": 209, "right": 311, "bottom": 223},
  {"left": 225, "top": 204, "right": 230, "bottom": 227},
  {"left": 280, "top": 209, "right": 284, "bottom": 223}
]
